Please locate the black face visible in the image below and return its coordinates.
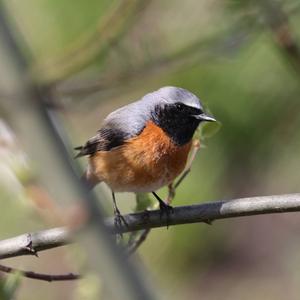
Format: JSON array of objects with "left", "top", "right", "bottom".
[{"left": 151, "top": 102, "right": 203, "bottom": 145}]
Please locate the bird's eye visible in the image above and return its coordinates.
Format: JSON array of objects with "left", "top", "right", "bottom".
[{"left": 175, "top": 103, "right": 184, "bottom": 110}]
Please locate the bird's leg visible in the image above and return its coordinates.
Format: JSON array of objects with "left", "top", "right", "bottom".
[
  {"left": 167, "top": 183, "right": 176, "bottom": 204},
  {"left": 112, "top": 192, "right": 128, "bottom": 233},
  {"left": 152, "top": 192, "right": 174, "bottom": 227}
]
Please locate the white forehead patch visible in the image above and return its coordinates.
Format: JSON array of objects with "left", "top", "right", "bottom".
[{"left": 181, "top": 96, "right": 201, "bottom": 109}]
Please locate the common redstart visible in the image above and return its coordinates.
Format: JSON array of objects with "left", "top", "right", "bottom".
[{"left": 75, "top": 86, "right": 216, "bottom": 225}]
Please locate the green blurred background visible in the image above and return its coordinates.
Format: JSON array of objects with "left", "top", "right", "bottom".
[{"left": 1, "top": 0, "right": 300, "bottom": 299}]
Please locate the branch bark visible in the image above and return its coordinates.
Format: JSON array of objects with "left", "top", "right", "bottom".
[
  {"left": 109, "top": 193, "right": 300, "bottom": 233},
  {"left": 0, "top": 227, "right": 71, "bottom": 259},
  {"left": 1, "top": 193, "right": 300, "bottom": 259}
]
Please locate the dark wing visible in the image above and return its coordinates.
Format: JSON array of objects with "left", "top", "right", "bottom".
[
  {"left": 74, "top": 127, "right": 127, "bottom": 158},
  {"left": 75, "top": 96, "right": 151, "bottom": 158}
]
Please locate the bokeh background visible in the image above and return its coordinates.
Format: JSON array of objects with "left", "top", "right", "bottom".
[{"left": 1, "top": 0, "right": 300, "bottom": 299}]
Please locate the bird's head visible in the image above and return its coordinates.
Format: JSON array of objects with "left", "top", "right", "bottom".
[{"left": 149, "top": 86, "right": 216, "bottom": 145}]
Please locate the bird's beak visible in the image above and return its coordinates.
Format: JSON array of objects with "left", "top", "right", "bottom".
[{"left": 193, "top": 113, "right": 216, "bottom": 122}]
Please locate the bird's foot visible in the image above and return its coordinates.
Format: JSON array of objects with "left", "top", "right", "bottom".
[
  {"left": 114, "top": 207, "right": 128, "bottom": 228},
  {"left": 114, "top": 208, "right": 128, "bottom": 241},
  {"left": 152, "top": 191, "right": 174, "bottom": 228},
  {"left": 159, "top": 200, "right": 174, "bottom": 228}
]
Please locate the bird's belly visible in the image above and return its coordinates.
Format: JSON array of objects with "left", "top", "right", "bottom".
[{"left": 89, "top": 121, "right": 192, "bottom": 192}]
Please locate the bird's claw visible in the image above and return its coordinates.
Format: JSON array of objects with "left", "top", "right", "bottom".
[
  {"left": 114, "top": 208, "right": 128, "bottom": 228},
  {"left": 114, "top": 208, "right": 128, "bottom": 241},
  {"left": 159, "top": 201, "right": 174, "bottom": 228}
]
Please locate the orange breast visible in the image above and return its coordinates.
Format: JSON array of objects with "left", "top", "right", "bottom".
[{"left": 89, "top": 121, "right": 192, "bottom": 192}]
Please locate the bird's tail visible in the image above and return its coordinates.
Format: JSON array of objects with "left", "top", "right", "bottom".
[
  {"left": 74, "top": 146, "right": 85, "bottom": 158},
  {"left": 81, "top": 169, "right": 100, "bottom": 190}
]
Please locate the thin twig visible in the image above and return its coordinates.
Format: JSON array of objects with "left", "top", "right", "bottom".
[
  {"left": 127, "top": 229, "right": 151, "bottom": 256},
  {"left": 0, "top": 264, "right": 80, "bottom": 282},
  {"left": 174, "top": 139, "right": 201, "bottom": 190}
]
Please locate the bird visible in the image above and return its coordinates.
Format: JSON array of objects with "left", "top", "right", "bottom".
[{"left": 75, "top": 86, "right": 216, "bottom": 226}]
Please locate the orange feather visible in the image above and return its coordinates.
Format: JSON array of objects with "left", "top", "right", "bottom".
[{"left": 88, "top": 121, "right": 192, "bottom": 192}]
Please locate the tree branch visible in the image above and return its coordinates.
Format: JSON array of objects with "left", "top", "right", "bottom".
[
  {"left": 111, "top": 193, "right": 300, "bottom": 233},
  {"left": 0, "top": 264, "right": 80, "bottom": 282},
  {"left": 0, "top": 227, "right": 71, "bottom": 259},
  {"left": 1, "top": 193, "right": 300, "bottom": 259}
]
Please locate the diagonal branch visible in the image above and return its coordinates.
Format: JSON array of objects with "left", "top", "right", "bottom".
[
  {"left": 126, "top": 228, "right": 151, "bottom": 256},
  {"left": 1, "top": 193, "right": 300, "bottom": 259},
  {"left": 260, "top": 0, "right": 300, "bottom": 73},
  {"left": 28, "top": 0, "right": 150, "bottom": 83}
]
